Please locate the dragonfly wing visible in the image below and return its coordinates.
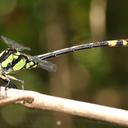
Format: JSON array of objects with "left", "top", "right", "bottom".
[
  {"left": 32, "top": 56, "right": 56, "bottom": 72},
  {"left": 39, "top": 60, "right": 56, "bottom": 72},
  {"left": 1, "top": 35, "right": 31, "bottom": 51}
]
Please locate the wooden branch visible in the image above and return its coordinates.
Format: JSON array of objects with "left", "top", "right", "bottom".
[{"left": 0, "top": 87, "right": 128, "bottom": 126}]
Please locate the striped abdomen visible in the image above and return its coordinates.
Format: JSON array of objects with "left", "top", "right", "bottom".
[{"left": 0, "top": 48, "right": 37, "bottom": 74}]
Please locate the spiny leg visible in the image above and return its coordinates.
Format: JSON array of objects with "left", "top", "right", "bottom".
[{"left": 7, "top": 75, "right": 24, "bottom": 90}]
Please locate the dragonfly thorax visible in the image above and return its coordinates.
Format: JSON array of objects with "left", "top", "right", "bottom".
[{"left": 0, "top": 48, "right": 38, "bottom": 74}]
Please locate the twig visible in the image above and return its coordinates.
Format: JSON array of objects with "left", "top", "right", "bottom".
[{"left": 0, "top": 87, "right": 128, "bottom": 126}]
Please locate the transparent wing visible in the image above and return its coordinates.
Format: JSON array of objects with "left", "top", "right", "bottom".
[
  {"left": 1, "top": 35, "right": 31, "bottom": 51},
  {"left": 38, "top": 60, "right": 57, "bottom": 72},
  {"left": 32, "top": 56, "right": 57, "bottom": 72}
]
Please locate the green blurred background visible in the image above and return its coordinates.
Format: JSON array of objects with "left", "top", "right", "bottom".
[{"left": 0, "top": 0, "right": 127, "bottom": 128}]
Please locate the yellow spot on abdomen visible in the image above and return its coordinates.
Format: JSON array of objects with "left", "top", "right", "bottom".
[
  {"left": 123, "top": 40, "right": 128, "bottom": 46},
  {"left": 108, "top": 40, "right": 117, "bottom": 47}
]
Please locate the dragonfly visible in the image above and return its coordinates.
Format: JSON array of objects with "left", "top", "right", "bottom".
[{"left": 0, "top": 35, "right": 128, "bottom": 89}]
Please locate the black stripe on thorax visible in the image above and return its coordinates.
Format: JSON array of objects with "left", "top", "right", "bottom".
[
  {"left": 4, "top": 54, "right": 23, "bottom": 71},
  {"left": 5, "top": 53, "right": 29, "bottom": 71},
  {"left": 0, "top": 48, "right": 16, "bottom": 63},
  {"left": 11, "top": 54, "right": 23, "bottom": 68}
]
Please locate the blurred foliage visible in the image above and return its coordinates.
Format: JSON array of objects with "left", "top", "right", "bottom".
[{"left": 0, "top": 0, "right": 127, "bottom": 128}]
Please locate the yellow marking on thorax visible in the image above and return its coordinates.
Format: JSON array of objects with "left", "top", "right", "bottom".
[
  {"left": 26, "top": 61, "right": 36, "bottom": 69},
  {"left": 32, "top": 65, "right": 37, "bottom": 68},
  {"left": 13, "top": 58, "right": 26, "bottom": 71},
  {"left": 108, "top": 40, "right": 117, "bottom": 47},
  {"left": 13, "top": 52, "right": 20, "bottom": 59},
  {"left": 8, "top": 54, "right": 13, "bottom": 60},
  {"left": 15, "top": 52, "right": 20, "bottom": 56},
  {"left": 26, "top": 63, "right": 30, "bottom": 69},
  {"left": 13, "top": 55, "right": 19, "bottom": 59},
  {"left": 1, "top": 54, "right": 13, "bottom": 68}
]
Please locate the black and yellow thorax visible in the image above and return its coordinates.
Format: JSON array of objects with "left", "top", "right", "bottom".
[{"left": 0, "top": 48, "right": 38, "bottom": 74}]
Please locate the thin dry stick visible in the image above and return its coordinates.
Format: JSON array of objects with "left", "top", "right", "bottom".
[{"left": 0, "top": 87, "right": 128, "bottom": 127}]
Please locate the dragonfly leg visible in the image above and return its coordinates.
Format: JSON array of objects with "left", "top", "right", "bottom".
[
  {"left": 0, "top": 74, "right": 11, "bottom": 90},
  {"left": 5, "top": 77, "right": 11, "bottom": 90},
  {"left": 7, "top": 75, "right": 24, "bottom": 90}
]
